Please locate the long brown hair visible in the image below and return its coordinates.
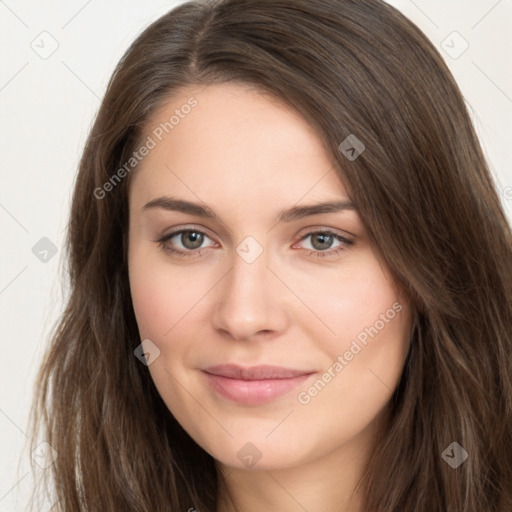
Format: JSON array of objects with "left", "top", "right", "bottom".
[{"left": 28, "top": 0, "right": 512, "bottom": 510}]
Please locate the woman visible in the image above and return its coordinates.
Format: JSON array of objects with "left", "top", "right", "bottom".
[{"left": 29, "top": 0, "right": 512, "bottom": 510}]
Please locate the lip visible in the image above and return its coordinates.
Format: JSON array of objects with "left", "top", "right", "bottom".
[{"left": 201, "top": 364, "right": 315, "bottom": 405}]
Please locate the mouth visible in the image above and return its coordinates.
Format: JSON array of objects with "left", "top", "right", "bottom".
[{"left": 201, "top": 364, "right": 315, "bottom": 405}]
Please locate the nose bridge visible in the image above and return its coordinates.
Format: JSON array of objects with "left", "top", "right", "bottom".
[{"left": 212, "top": 240, "right": 287, "bottom": 340}]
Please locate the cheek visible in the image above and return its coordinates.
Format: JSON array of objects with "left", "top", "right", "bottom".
[
  {"left": 295, "top": 297, "right": 411, "bottom": 444},
  {"left": 129, "top": 267, "right": 174, "bottom": 340},
  {"left": 291, "top": 253, "right": 403, "bottom": 348},
  {"left": 294, "top": 255, "right": 411, "bottom": 404},
  {"left": 128, "top": 248, "right": 213, "bottom": 340},
  {"left": 128, "top": 253, "right": 207, "bottom": 413}
]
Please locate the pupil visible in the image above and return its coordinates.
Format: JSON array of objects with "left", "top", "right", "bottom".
[
  {"left": 182, "top": 231, "right": 203, "bottom": 249},
  {"left": 312, "top": 233, "right": 333, "bottom": 251}
]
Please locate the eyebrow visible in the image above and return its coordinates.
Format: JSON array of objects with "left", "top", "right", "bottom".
[{"left": 142, "top": 196, "right": 356, "bottom": 223}]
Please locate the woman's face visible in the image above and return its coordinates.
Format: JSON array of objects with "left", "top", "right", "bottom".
[{"left": 128, "top": 82, "right": 412, "bottom": 471}]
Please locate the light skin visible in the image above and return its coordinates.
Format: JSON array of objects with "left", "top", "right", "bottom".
[{"left": 127, "top": 82, "right": 413, "bottom": 512}]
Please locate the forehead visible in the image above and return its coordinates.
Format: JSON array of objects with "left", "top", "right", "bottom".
[{"left": 129, "top": 82, "right": 348, "bottom": 214}]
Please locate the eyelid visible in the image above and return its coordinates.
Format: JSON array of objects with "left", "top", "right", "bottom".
[
  {"left": 295, "top": 225, "right": 354, "bottom": 239},
  {"left": 155, "top": 224, "right": 216, "bottom": 241}
]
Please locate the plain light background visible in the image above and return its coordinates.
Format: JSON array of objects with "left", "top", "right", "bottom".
[{"left": 0, "top": 1, "right": 511, "bottom": 510}]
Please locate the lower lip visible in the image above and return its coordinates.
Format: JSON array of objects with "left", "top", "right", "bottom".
[{"left": 202, "top": 371, "right": 313, "bottom": 405}]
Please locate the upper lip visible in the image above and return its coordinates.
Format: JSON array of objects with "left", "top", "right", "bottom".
[{"left": 202, "top": 364, "right": 314, "bottom": 380}]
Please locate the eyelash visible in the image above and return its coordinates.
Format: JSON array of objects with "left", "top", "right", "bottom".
[{"left": 155, "top": 228, "right": 353, "bottom": 260}]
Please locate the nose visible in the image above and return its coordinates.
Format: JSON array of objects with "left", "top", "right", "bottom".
[{"left": 211, "top": 246, "right": 290, "bottom": 341}]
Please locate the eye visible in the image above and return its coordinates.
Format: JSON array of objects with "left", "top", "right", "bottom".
[
  {"left": 155, "top": 229, "right": 216, "bottom": 258},
  {"left": 155, "top": 227, "right": 353, "bottom": 260},
  {"left": 295, "top": 230, "right": 353, "bottom": 258}
]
